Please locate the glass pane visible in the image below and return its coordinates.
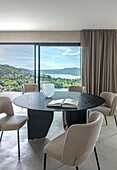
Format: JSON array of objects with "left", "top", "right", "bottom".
[
  {"left": 0, "top": 45, "right": 34, "bottom": 92},
  {"left": 40, "top": 46, "right": 81, "bottom": 91}
]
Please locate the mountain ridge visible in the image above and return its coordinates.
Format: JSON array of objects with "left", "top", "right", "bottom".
[
  {"left": 0, "top": 64, "right": 32, "bottom": 75},
  {"left": 41, "top": 67, "right": 80, "bottom": 76},
  {"left": 0, "top": 64, "right": 80, "bottom": 76}
]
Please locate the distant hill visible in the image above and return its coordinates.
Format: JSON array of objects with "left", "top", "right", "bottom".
[
  {"left": 0, "top": 64, "right": 33, "bottom": 75},
  {"left": 0, "top": 64, "right": 80, "bottom": 76},
  {"left": 18, "top": 68, "right": 33, "bottom": 74},
  {"left": 41, "top": 67, "right": 80, "bottom": 76}
]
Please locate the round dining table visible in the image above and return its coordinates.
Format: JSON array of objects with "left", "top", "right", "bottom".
[{"left": 13, "top": 91, "right": 105, "bottom": 140}]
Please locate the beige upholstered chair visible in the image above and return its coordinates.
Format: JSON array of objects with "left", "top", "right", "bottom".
[
  {"left": 22, "top": 83, "right": 39, "bottom": 95},
  {"left": 43, "top": 112, "right": 103, "bottom": 170},
  {"left": 68, "top": 85, "right": 86, "bottom": 93},
  {"left": 63, "top": 86, "right": 86, "bottom": 129},
  {"left": 0, "top": 96, "right": 28, "bottom": 160},
  {"left": 89, "top": 92, "right": 117, "bottom": 126}
]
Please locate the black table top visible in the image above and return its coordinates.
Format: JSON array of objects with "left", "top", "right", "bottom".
[{"left": 13, "top": 91, "right": 105, "bottom": 112}]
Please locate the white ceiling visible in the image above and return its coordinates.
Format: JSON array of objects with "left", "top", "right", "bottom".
[{"left": 0, "top": 0, "right": 117, "bottom": 31}]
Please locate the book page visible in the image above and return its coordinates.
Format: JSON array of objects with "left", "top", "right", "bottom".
[
  {"left": 62, "top": 98, "right": 78, "bottom": 108},
  {"left": 63, "top": 98, "right": 78, "bottom": 105},
  {"left": 47, "top": 99, "right": 64, "bottom": 107}
]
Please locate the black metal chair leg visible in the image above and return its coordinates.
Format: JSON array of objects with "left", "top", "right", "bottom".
[
  {"left": 62, "top": 111, "right": 68, "bottom": 130},
  {"left": 94, "top": 146, "right": 100, "bottom": 170},
  {"left": 114, "top": 115, "right": 117, "bottom": 127},
  {"left": 44, "top": 153, "right": 47, "bottom": 170},
  {"left": 104, "top": 116, "right": 108, "bottom": 126},
  {"left": 76, "top": 166, "right": 79, "bottom": 170},
  {"left": 17, "top": 130, "right": 20, "bottom": 160},
  {"left": 0, "top": 131, "right": 3, "bottom": 141},
  {"left": 88, "top": 110, "right": 90, "bottom": 119}
]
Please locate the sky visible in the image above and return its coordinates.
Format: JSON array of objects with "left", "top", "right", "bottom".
[{"left": 0, "top": 45, "right": 81, "bottom": 70}]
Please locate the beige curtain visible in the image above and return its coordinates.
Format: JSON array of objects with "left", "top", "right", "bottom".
[{"left": 81, "top": 30, "right": 117, "bottom": 95}]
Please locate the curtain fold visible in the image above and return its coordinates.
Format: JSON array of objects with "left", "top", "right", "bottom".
[{"left": 81, "top": 30, "right": 117, "bottom": 95}]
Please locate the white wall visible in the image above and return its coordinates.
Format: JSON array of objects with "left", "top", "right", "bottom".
[{"left": 0, "top": 31, "right": 80, "bottom": 43}]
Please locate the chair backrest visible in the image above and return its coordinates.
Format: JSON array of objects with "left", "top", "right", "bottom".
[
  {"left": 22, "top": 83, "right": 39, "bottom": 95},
  {"left": 68, "top": 86, "right": 86, "bottom": 93},
  {"left": 61, "top": 112, "right": 103, "bottom": 166},
  {"left": 100, "top": 92, "right": 117, "bottom": 116},
  {"left": 0, "top": 96, "right": 14, "bottom": 115}
]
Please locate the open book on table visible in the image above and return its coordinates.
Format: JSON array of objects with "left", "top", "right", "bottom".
[{"left": 47, "top": 98, "right": 78, "bottom": 108}]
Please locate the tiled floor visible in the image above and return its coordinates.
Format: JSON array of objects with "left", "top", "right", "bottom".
[{"left": 0, "top": 93, "right": 117, "bottom": 170}]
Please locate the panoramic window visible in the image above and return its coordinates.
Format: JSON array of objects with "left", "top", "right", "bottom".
[
  {"left": 0, "top": 44, "right": 81, "bottom": 92},
  {"left": 0, "top": 45, "right": 34, "bottom": 92},
  {"left": 40, "top": 46, "right": 81, "bottom": 91}
]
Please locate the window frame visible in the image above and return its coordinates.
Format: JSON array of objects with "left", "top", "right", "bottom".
[{"left": 0, "top": 42, "right": 80, "bottom": 91}]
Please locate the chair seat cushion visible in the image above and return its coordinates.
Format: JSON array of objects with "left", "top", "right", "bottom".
[
  {"left": 44, "top": 133, "right": 66, "bottom": 161},
  {"left": 0, "top": 115, "right": 28, "bottom": 131},
  {"left": 90, "top": 106, "right": 111, "bottom": 116}
]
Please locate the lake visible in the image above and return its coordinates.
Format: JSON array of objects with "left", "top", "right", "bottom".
[{"left": 44, "top": 74, "right": 81, "bottom": 79}]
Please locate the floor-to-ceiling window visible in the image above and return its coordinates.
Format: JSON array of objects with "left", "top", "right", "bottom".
[
  {"left": 0, "top": 43, "right": 81, "bottom": 92},
  {"left": 0, "top": 44, "right": 35, "bottom": 92},
  {"left": 40, "top": 44, "right": 81, "bottom": 91}
]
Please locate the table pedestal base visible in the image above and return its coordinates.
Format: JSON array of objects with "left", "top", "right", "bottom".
[
  {"left": 66, "top": 110, "right": 87, "bottom": 128},
  {"left": 27, "top": 109, "right": 53, "bottom": 140}
]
